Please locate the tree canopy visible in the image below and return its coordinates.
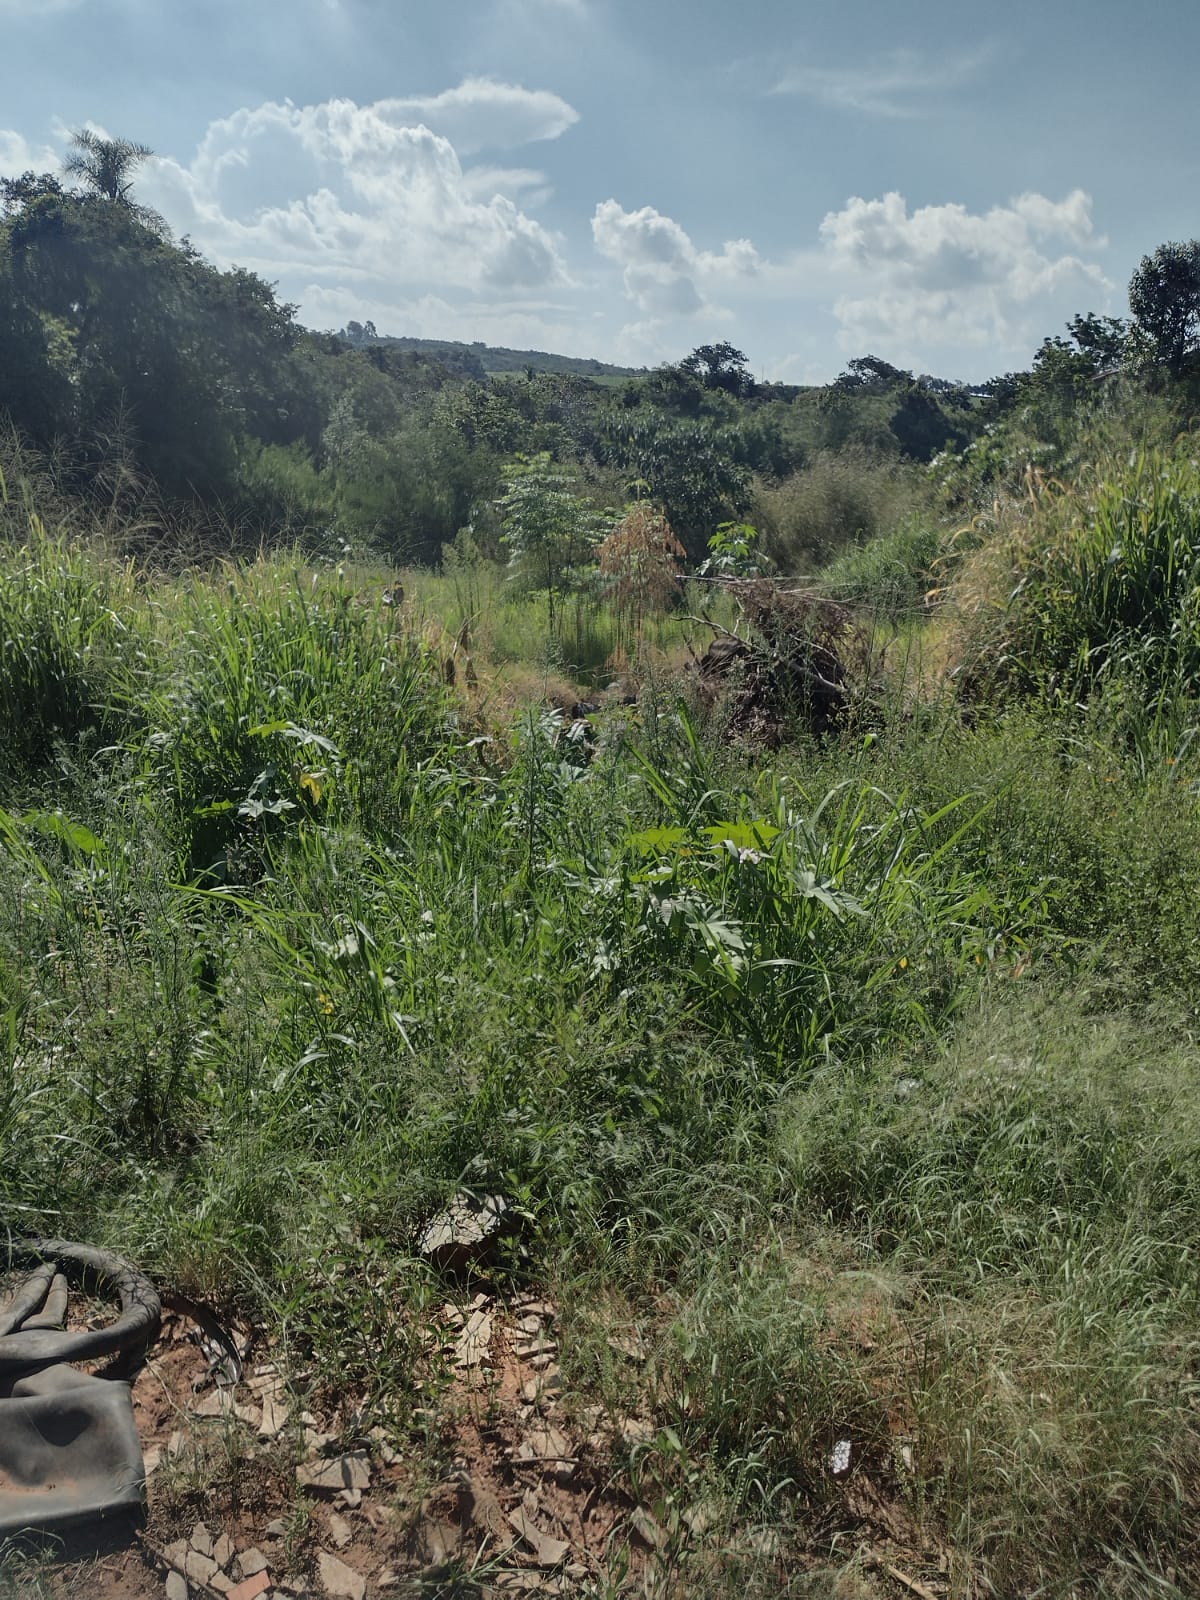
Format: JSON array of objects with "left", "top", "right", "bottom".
[{"left": 1129, "top": 241, "right": 1200, "bottom": 377}]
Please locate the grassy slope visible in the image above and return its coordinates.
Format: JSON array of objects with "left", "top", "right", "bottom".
[{"left": 2, "top": 458, "right": 1200, "bottom": 1595}]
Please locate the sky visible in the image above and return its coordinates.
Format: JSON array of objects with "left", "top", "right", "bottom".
[{"left": 1, "top": 0, "right": 1197, "bottom": 383}]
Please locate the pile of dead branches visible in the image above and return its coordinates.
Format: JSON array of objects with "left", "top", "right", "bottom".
[{"left": 687, "top": 578, "right": 869, "bottom": 745}]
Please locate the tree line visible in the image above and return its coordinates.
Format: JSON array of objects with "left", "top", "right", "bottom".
[{"left": 3, "top": 131, "right": 1200, "bottom": 566}]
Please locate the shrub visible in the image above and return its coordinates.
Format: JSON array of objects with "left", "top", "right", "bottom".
[
  {"left": 754, "top": 448, "right": 931, "bottom": 572},
  {"left": 952, "top": 448, "right": 1200, "bottom": 703}
]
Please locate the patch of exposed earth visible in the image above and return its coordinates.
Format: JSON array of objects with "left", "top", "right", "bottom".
[{"left": 22, "top": 1290, "right": 660, "bottom": 1600}]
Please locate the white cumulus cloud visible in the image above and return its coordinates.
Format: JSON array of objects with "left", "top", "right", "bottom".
[
  {"left": 133, "top": 94, "right": 571, "bottom": 305},
  {"left": 592, "top": 198, "right": 759, "bottom": 317},
  {"left": 817, "top": 189, "right": 1109, "bottom": 353},
  {"left": 0, "top": 129, "right": 61, "bottom": 174}
]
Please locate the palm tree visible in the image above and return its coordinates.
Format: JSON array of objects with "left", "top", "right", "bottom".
[{"left": 63, "top": 129, "right": 152, "bottom": 205}]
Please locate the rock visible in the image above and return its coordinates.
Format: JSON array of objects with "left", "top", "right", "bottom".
[
  {"left": 191, "top": 1388, "right": 234, "bottom": 1419},
  {"left": 335, "top": 1487, "right": 363, "bottom": 1510},
  {"left": 238, "top": 1547, "right": 270, "bottom": 1576},
  {"left": 506, "top": 1506, "right": 569, "bottom": 1568},
  {"left": 184, "top": 1550, "right": 219, "bottom": 1587},
  {"left": 418, "top": 1193, "right": 510, "bottom": 1274},
  {"left": 167, "top": 1430, "right": 186, "bottom": 1457},
  {"left": 165, "top": 1573, "right": 188, "bottom": 1600},
  {"left": 419, "top": 1520, "right": 465, "bottom": 1569},
  {"left": 263, "top": 1521, "right": 288, "bottom": 1539},
  {"left": 162, "top": 1540, "right": 189, "bottom": 1573},
  {"left": 143, "top": 1444, "right": 163, "bottom": 1476},
  {"left": 377, "top": 1569, "right": 400, "bottom": 1589},
  {"left": 210, "top": 1574, "right": 233, "bottom": 1595},
  {"left": 259, "top": 1395, "right": 290, "bottom": 1439},
  {"left": 191, "top": 1524, "right": 215, "bottom": 1559},
  {"left": 227, "top": 1575, "right": 271, "bottom": 1600},
  {"left": 316, "top": 1548, "right": 366, "bottom": 1599},
  {"left": 619, "top": 1417, "right": 655, "bottom": 1447},
  {"left": 326, "top": 1512, "right": 353, "bottom": 1550},
  {"left": 453, "top": 1308, "right": 493, "bottom": 1368},
  {"left": 520, "top": 1368, "right": 562, "bottom": 1405},
  {"left": 630, "top": 1508, "right": 666, "bottom": 1549},
  {"left": 513, "top": 1332, "right": 557, "bottom": 1360},
  {"left": 367, "top": 1425, "right": 401, "bottom": 1466},
  {"left": 515, "top": 1423, "right": 573, "bottom": 1466},
  {"left": 213, "top": 1532, "right": 235, "bottom": 1569},
  {"left": 296, "top": 1452, "right": 372, "bottom": 1495}
]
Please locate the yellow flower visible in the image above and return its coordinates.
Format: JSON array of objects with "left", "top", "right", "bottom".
[{"left": 318, "top": 992, "right": 334, "bottom": 1016}]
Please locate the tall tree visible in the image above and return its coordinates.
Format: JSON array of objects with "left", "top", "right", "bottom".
[
  {"left": 63, "top": 129, "right": 152, "bottom": 204},
  {"left": 1129, "top": 241, "right": 1200, "bottom": 377}
]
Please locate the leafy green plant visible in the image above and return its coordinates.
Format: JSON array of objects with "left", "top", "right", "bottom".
[{"left": 496, "top": 452, "right": 608, "bottom": 636}]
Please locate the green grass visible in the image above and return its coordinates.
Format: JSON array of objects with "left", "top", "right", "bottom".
[{"left": 4, "top": 451, "right": 1200, "bottom": 1595}]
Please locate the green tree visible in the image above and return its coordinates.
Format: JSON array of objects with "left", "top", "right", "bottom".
[
  {"left": 63, "top": 129, "right": 151, "bottom": 204},
  {"left": 1129, "top": 241, "right": 1200, "bottom": 377},
  {"left": 678, "top": 342, "right": 754, "bottom": 396},
  {"left": 600, "top": 412, "right": 751, "bottom": 560},
  {"left": 497, "top": 453, "right": 606, "bottom": 635}
]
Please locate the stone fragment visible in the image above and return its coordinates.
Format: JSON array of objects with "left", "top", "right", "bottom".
[
  {"left": 453, "top": 1308, "right": 493, "bottom": 1368},
  {"left": 335, "top": 1487, "right": 363, "bottom": 1510},
  {"left": 167, "top": 1430, "right": 186, "bottom": 1457},
  {"left": 238, "top": 1547, "right": 270, "bottom": 1577},
  {"left": 316, "top": 1548, "right": 367, "bottom": 1599},
  {"left": 191, "top": 1388, "right": 234, "bottom": 1419},
  {"left": 515, "top": 1423, "right": 573, "bottom": 1465},
  {"left": 520, "top": 1367, "right": 562, "bottom": 1405},
  {"left": 213, "top": 1532, "right": 235, "bottom": 1568},
  {"left": 191, "top": 1523, "right": 215, "bottom": 1559},
  {"left": 506, "top": 1506, "right": 569, "bottom": 1567},
  {"left": 162, "top": 1540, "right": 189, "bottom": 1574},
  {"left": 377, "top": 1569, "right": 400, "bottom": 1589},
  {"left": 296, "top": 1452, "right": 372, "bottom": 1495},
  {"left": 631, "top": 1508, "right": 666, "bottom": 1549},
  {"left": 259, "top": 1395, "right": 290, "bottom": 1439},
  {"left": 143, "top": 1445, "right": 163, "bottom": 1476},
  {"left": 227, "top": 1574, "right": 271, "bottom": 1600},
  {"left": 263, "top": 1520, "right": 288, "bottom": 1539},
  {"left": 419, "top": 1520, "right": 465, "bottom": 1569},
  {"left": 367, "top": 1425, "right": 401, "bottom": 1466},
  {"left": 210, "top": 1573, "right": 233, "bottom": 1595},
  {"left": 184, "top": 1550, "right": 219, "bottom": 1587},
  {"left": 165, "top": 1573, "right": 188, "bottom": 1600},
  {"left": 418, "top": 1192, "right": 510, "bottom": 1274},
  {"left": 326, "top": 1512, "right": 353, "bottom": 1550}
]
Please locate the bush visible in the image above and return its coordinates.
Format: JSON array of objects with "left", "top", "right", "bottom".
[
  {"left": 754, "top": 447, "right": 931, "bottom": 572},
  {"left": 952, "top": 448, "right": 1200, "bottom": 703},
  {"left": 820, "top": 520, "right": 945, "bottom": 618}
]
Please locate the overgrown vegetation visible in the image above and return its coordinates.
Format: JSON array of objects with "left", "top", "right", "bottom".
[{"left": 6, "top": 132, "right": 1200, "bottom": 1599}]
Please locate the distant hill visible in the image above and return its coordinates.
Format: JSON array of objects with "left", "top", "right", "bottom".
[{"left": 336, "top": 325, "right": 644, "bottom": 380}]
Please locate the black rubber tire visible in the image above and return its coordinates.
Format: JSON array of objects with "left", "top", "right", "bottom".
[{"left": 0, "top": 1239, "right": 161, "bottom": 1379}]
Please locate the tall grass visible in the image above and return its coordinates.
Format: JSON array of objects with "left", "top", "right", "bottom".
[
  {"left": 3, "top": 484, "right": 1200, "bottom": 1592},
  {"left": 950, "top": 447, "right": 1200, "bottom": 708}
]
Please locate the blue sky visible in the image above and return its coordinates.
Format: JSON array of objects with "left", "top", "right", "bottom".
[{"left": 1, "top": 0, "right": 1196, "bottom": 381}]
